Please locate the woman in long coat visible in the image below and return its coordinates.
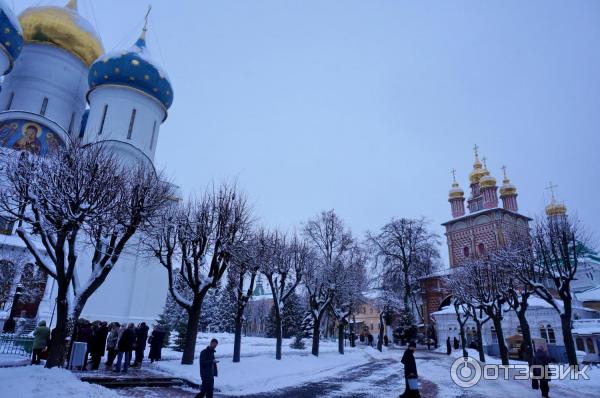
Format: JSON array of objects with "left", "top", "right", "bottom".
[{"left": 148, "top": 326, "right": 166, "bottom": 363}]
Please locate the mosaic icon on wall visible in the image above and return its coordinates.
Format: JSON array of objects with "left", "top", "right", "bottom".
[{"left": 0, "top": 119, "right": 65, "bottom": 155}]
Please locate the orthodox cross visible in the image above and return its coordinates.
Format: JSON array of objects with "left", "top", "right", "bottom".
[
  {"left": 501, "top": 165, "right": 507, "bottom": 179},
  {"left": 546, "top": 181, "right": 558, "bottom": 201},
  {"left": 451, "top": 168, "right": 457, "bottom": 183}
]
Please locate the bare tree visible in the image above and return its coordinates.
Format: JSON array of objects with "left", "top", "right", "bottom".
[
  {"left": 521, "top": 215, "right": 587, "bottom": 366},
  {"left": 303, "top": 210, "right": 353, "bottom": 357},
  {"left": 329, "top": 244, "right": 367, "bottom": 354},
  {"left": 0, "top": 144, "right": 169, "bottom": 368},
  {"left": 461, "top": 258, "right": 511, "bottom": 365},
  {"left": 230, "top": 231, "right": 262, "bottom": 363},
  {"left": 259, "top": 231, "right": 306, "bottom": 360},
  {"left": 445, "top": 266, "right": 489, "bottom": 362},
  {"left": 147, "top": 183, "right": 251, "bottom": 365},
  {"left": 368, "top": 217, "right": 440, "bottom": 319},
  {"left": 373, "top": 288, "right": 404, "bottom": 352}
]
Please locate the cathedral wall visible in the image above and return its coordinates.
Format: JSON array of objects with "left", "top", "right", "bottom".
[
  {"left": 84, "top": 86, "right": 164, "bottom": 162},
  {"left": 0, "top": 44, "right": 88, "bottom": 135}
]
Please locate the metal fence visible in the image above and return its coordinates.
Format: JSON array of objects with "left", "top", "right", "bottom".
[{"left": 0, "top": 333, "right": 34, "bottom": 356}]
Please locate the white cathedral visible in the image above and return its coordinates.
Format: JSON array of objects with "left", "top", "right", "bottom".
[{"left": 0, "top": 0, "right": 171, "bottom": 328}]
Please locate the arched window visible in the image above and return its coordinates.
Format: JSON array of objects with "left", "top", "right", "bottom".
[
  {"left": 477, "top": 243, "right": 486, "bottom": 255},
  {"left": 463, "top": 247, "right": 470, "bottom": 257},
  {"left": 586, "top": 338, "right": 596, "bottom": 354},
  {"left": 576, "top": 337, "right": 585, "bottom": 351}
]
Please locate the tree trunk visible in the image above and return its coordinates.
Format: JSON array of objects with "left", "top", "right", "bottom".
[
  {"left": 474, "top": 320, "right": 485, "bottom": 362},
  {"left": 181, "top": 299, "right": 202, "bottom": 365},
  {"left": 233, "top": 308, "right": 244, "bottom": 363},
  {"left": 338, "top": 322, "right": 345, "bottom": 355},
  {"left": 311, "top": 317, "right": 321, "bottom": 357},
  {"left": 349, "top": 316, "right": 356, "bottom": 348},
  {"left": 560, "top": 298, "right": 578, "bottom": 366},
  {"left": 377, "top": 312, "right": 384, "bottom": 352},
  {"left": 458, "top": 321, "right": 468, "bottom": 358},
  {"left": 516, "top": 306, "right": 533, "bottom": 366},
  {"left": 275, "top": 310, "right": 283, "bottom": 360},
  {"left": 492, "top": 316, "right": 509, "bottom": 365},
  {"left": 45, "top": 287, "right": 69, "bottom": 368}
]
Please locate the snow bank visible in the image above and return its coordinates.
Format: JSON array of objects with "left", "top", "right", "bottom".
[{"left": 0, "top": 366, "right": 123, "bottom": 398}]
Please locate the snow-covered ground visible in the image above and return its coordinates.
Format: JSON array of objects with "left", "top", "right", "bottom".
[
  {"left": 0, "top": 365, "right": 124, "bottom": 398},
  {"left": 1, "top": 334, "right": 599, "bottom": 397},
  {"left": 153, "top": 332, "right": 397, "bottom": 395}
]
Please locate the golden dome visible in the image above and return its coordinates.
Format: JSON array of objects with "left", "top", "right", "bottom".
[
  {"left": 499, "top": 166, "right": 517, "bottom": 197},
  {"left": 449, "top": 182, "right": 464, "bottom": 200},
  {"left": 479, "top": 174, "right": 497, "bottom": 189},
  {"left": 545, "top": 202, "right": 567, "bottom": 217},
  {"left": 468, "top": 146, "right": 490, "bottom": 184},
  {"left": 18, "top": 0, "right": 103, "bottom": 66}
]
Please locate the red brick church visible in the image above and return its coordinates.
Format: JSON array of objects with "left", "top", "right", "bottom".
[{"left": 421, "top": 146, "right": 531, "bottom": 325}]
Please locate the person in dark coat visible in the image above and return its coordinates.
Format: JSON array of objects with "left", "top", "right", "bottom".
[
  {"left": 89, "top": 321, "right": 109, "bottom": 370},
  {"left": 195, "top": 338, "right": 219, "bottom": 398},
  {"left": 148, "top": 326, "right": 165, "bottom": 363},
  {"left": 76, "top": 320, "right": 93, "bottom": 370},
  {"left": 367, "top": 333, "right": 374, "bottom": 347},
  {"left": 453, "top": 336, "right": 459, "bottom": 350},
  {"left": 31, "top": 320, "right": 50, "bottom": 365},
  {"left": 400, "top": 341, "right": 420, "bottom": 398},
  {"left": 533, "top": 347, "right": 551, "bottom": 398},
  {"left": 114, "top": 323, "right": 135, "bottom": 373},
  {"left": 446, "top": 336, "right": 451, "bottom": 355},
  {"left": 133, "top": 322, "right": 149, "bottom": 368}
]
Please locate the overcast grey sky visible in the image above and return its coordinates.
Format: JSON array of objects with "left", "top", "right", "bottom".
[{"left": 14, "top": 1, "right": 600, "bottom": 256}]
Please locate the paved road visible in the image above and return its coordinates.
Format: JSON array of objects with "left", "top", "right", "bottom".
[{"left": 121, "top": 352, "right": 440, "bottom": 398}]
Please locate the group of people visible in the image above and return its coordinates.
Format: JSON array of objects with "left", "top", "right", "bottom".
[{"left": 31, "top": 319, "right": 166, "bottom": 372}]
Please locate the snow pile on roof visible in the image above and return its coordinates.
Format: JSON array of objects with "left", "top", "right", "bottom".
[
  {"left": 0, "top": 365, "right": 123, "bottom": 398},
  {"left": 576, "top": 286, "right": 600, "bottom": 303}
]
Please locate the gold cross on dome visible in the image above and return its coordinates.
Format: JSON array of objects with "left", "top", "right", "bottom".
[
  {"left": 473, "top": 144, "right": 479, "bottom": 158},
  {"left": 501, "top": 165, "right": 507, "bottom": 178},
  {"left": 451, "top": 168, "right": 457, "bottom": 182},
  {"left": 482, "top": 156, "right": 487, "bottom": 168},
  {"left": 546, "top": 181, "right": 558, "bottom": 201}
]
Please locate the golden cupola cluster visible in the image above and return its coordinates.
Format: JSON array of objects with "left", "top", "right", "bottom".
[
  {"left": 18, "top": 0, "right": 104, "bottom": 66},
  {"left": 468, "top": 147, "right": 490, "bottom": 184}
]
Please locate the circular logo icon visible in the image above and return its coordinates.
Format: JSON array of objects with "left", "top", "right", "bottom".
[{"left": 450, "top": 356, "right": 482, "bottom": 388}]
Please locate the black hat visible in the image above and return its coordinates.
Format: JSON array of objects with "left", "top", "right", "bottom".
[{"left": 408, "top": 341, "right": 417, "bottom": 348}]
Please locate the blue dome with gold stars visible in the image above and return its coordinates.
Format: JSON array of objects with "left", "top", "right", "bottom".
[
  {"left": 0, "top": 0, "right": 24, "bottom": 73},
  {"left": 88, "top": 29, "right": 173, "bottom": 110}
]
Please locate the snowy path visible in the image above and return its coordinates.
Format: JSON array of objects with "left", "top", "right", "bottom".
[{"left": 121, "top": 356, "right": 437, "bottom": 398}]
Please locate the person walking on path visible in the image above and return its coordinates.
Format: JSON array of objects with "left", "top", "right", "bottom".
[
  {"left": 453, "top": 336, "right": 459, "bottom": 350},
  {"left": 400, "top": 341, "right": 421, "bottom": 398},
  {"left": 114, "top": 323, "right": 135, "bottom": 373},
  {"left": 195, "top": 338, "right": 219, "bottom": 398},
  {"left": 31, "top": 320, "right": 50, "bottom": 365},
  {"left": 105, "top": 322, "right": 120, "bottom": 368},
  {"left": 148, "top": 325, "right": 165, "bottom": 363},
  {"left": 532, "top": 346, "right": 551, "bottom": 398},
  {"left": 446, "top": 336, "right": 451, "bottom": 355},
  {"left": 133, "top": 322, "right": 149, "bottom": 368}
]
